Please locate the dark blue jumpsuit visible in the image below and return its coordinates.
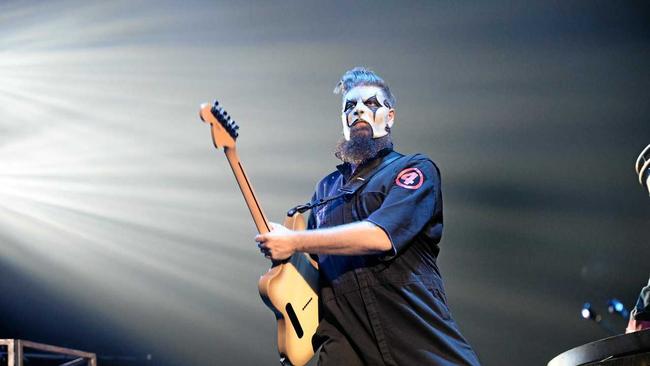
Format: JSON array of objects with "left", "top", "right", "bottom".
[
  {"left": 308, "top": 148, "right": 480, "bottom": 366},
  {"left": 632, "top": 278, "right": 650, "bottom": 321}
]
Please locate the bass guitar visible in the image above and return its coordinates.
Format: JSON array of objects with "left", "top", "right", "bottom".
[{"left": 199, "top": 101, "right": 319, "bottom": 366}]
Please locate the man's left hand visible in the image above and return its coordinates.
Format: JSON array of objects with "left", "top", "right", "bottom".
[{"left": 255, "top": 222, "right": 297, "bottom": 261}]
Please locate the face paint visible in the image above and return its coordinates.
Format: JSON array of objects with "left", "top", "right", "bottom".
[{"left": 341, "top": 85, "right": 394, "bottom": 141}]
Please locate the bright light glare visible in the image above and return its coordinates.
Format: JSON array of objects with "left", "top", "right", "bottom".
[{"left": 0, "top": 1, "right": 273, "bottom": 362}]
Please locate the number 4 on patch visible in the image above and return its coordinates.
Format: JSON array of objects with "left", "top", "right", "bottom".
[{"left": 395, "top": 168, "right": 424, "bottom": 189}]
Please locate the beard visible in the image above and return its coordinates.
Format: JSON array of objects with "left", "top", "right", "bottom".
[{"left": 334, "top": 127, "right": 393, "bottom": 165}]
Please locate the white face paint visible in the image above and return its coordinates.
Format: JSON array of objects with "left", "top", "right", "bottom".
[{"left": 340, "top": 85, "right": 394, "bottom": 141}]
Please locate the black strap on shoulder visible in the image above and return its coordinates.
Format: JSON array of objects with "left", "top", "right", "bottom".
[{"left": 287, "top": 151, "right": 404, "bottom": 217}]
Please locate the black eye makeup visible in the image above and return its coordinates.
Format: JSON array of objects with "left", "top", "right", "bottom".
[
  {"left": 363, "top": 96, "right": 381, "bottom": 108},
  {"left": 344, "top": 100, "right": 356, "bottom": 111}
]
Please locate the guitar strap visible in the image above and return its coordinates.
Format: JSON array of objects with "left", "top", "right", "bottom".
[{"left": 287, "top": 151, "right": 405, "bottom": 217}]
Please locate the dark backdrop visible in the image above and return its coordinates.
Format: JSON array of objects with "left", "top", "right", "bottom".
[{"left": 1, "top": 1, "right": 649, "bottom": 365}]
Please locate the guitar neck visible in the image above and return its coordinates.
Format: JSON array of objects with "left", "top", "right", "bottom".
[{"left": 223, "top": 146, "right": 271, "bottom": 234}]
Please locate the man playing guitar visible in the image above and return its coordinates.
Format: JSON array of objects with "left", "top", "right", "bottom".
[{"left": 255, "top": 67, "right": 480, "bottom": 365}]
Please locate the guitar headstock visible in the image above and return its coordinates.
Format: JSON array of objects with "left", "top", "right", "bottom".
[{"left": 199, "top": 100, "right": 240, "bottom": 149}]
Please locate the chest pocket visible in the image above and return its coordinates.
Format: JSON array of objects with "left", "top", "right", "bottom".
[{"left": 354, "top": 190, "right": 386, "bottom": 220}]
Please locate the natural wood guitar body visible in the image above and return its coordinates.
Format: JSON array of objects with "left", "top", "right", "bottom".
[{"left": 258, "top": 215, "right": 320, "bottom": 366}]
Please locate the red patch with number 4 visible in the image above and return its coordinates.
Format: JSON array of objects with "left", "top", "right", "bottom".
[{"left": 395, "top": 167, "right": 424, "bottom": 189}]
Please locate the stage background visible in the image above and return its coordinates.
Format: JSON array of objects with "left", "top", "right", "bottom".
[{"left": 1, "top": 1, "right": 648, "bottom": 365}]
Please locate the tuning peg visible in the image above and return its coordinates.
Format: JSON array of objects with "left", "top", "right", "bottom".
[{"left": 213, "top": 100, "right": 219, "bottom": 107}]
